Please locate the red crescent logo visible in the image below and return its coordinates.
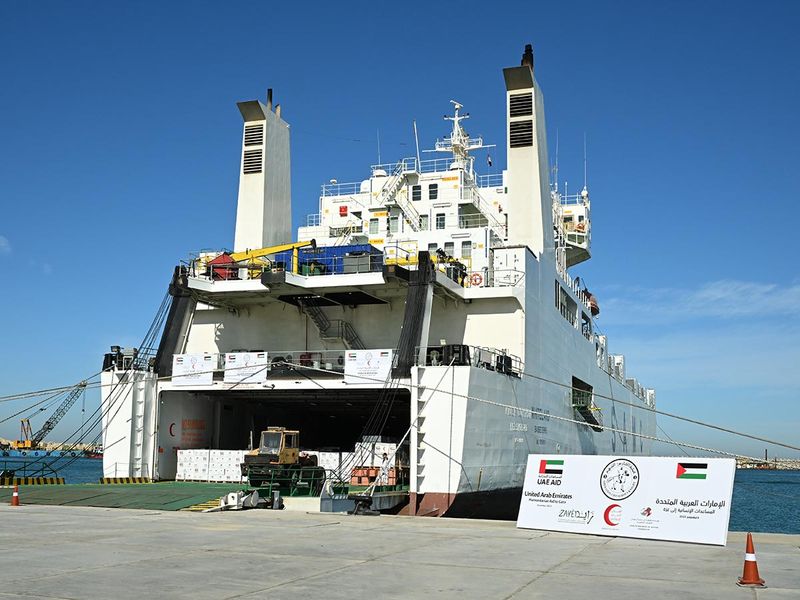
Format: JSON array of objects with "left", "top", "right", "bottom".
[
  {"left": 604, "top": 504, "right": 622, "bottom": 526},
  {"left": 169, "top": 422, "right": 176, "bottom": 437}
]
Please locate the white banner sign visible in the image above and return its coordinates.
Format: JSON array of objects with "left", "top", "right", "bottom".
[
  {"left": 224, "top": 352, "right": 269, "bottom": 383},
  {"left": 172, "top": 354, "right": 215, "bottom": 386},
  {"left": 517, "top": 455, "right": 736, "bottom": 546},
  {"left": 344, "top": 349, "right": 393, "bottom": 385}
]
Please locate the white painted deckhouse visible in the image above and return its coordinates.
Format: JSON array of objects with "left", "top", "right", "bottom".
[{"left": 100, "top": 45, "right": 656, "bottom": 518}]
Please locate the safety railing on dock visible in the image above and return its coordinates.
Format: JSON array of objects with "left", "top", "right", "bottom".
[{"left": 0, "top": 460, "right": 61, "bottom": 480}]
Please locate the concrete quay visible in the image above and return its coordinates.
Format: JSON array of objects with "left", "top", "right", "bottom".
[{"left": 1, "top": 504, "right": 798, "bottom": 599}]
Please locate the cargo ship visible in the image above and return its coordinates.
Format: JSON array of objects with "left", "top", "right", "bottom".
[{"left": 99, "top": 44, "right": 656, "bottom": 518}]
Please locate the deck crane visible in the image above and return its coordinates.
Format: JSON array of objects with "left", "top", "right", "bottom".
[
  {"left": 206, "top": 239, "right": 316, "bottom": 279},
  {"left": 12, "top": 381, "right": 87, "bottom": 450}
]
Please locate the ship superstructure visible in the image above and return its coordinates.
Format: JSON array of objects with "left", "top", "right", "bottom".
[{"left": 100, "top": 44, "right": 656, "bottom": 518}]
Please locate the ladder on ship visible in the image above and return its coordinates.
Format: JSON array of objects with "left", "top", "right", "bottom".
[
  {"left": 380, "top": 162, "right": 420, "bottom": 232},
  {"left": 298, "top": 298, "right": 365, "bottom": 350}
]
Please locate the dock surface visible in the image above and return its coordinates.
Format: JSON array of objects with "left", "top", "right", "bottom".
[{"left": 1, "top": 504, "right": 798, "bottom": 599}]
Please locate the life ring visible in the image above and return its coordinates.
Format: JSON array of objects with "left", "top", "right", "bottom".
[{"left": 470, "top": 272, "right": 483, "bottom": 287}]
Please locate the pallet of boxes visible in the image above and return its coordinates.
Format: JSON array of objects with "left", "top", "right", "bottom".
[
  {"left": 175, "top": 449, "right": 247, "bottom": 483},
  {"left": 349, "top": 439, "right": 406, "bottom": 487}
]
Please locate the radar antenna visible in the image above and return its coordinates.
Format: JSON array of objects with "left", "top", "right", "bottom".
[{"left": 428, "top": 100, "right": 494, "bottom": 171}]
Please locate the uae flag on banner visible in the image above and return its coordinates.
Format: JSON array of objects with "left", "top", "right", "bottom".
[
  {"left": 676, "top": 462, "right": 708, "bottom": 479},
  {"left": 539, "top": 459, "right": 564, "bottom": 475}
]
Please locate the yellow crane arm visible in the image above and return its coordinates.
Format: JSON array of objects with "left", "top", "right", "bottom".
[
  {"left": 228, "top": 239, "right": 316, "bottom": 274},
  {"left": 229, "top": 239, "right": 316, "bottom": 263}
]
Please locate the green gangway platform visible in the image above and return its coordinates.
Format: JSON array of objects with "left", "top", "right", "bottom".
[{"left": 0, "top": 481, "right": 250, "bottom": 511}]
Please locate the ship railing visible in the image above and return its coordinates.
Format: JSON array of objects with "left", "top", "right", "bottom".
[
  {"left": 488, "top": 268, "right": 525, "bottom": 288},
  {"left": 189, "top": 248, "right": 385, "bottom": 282},
  {"left": 458, "top": 213, "right": 489, "bottom": 229},
  {"left": 477, "top": 173, "right": 503, "bottom": 188},
  {"left": 383, "top": 242, "right": 418, "bottom": 266},
  {"left": 263, "top": 350, "right": 347, "bottom": 378},
  {"left": 321, "top": 181, "right": 364, "bottom": 197},
  {"left": 414, "top": 344, "right": 523, "bottom": 377},
  {"left": 372, "top": 157, "right": 453, "bottom": 175},
  {"left": 555, "top": 263, "right": 592, "bottom": 312},
  {"left": 103, "top": 464, "right": 135, "bottom": 477},
  {"left": 560, "top": 192, "right": 589, "bottom": 206},
  {"left": 289, "top": 250, "right": 384, "bottom": 277},
  {"left": 460, "top": 182, "right": 507, "bottom": 239},
  {"left": 322, "top": 159, "right": 499, "bottom": 197}
]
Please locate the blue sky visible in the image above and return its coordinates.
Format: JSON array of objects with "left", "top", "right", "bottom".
[{"left": 0, "top": 1, "right": 797, "bottom": 457}]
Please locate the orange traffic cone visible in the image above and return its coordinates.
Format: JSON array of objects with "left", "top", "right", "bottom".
[
  {"left": 10, "top": 484, "right": 20, "bottom": 507},
  {"left": 737, "top": 532, "right": 766, "bottom": 588}
]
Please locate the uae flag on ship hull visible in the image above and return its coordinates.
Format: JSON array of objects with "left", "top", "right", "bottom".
[
  {"left": 539, "top": 459, "right": 564, "bottom": 475},
  {"left": 676, "top": 462, "right": 707, "bottom": 479}
]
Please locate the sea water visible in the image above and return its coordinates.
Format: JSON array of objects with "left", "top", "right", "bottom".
[
  {"left": 729, "top": 468, "right": 800, "bottom": 534},
  {"left": 1, "top": 456, "right": 102, "bottom": 484},
  {"left": 2, "top": 456, "right": 797, "bottom": 533}
]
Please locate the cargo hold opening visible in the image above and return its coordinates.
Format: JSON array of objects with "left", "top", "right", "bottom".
[{"left": 156, "top": 388, "right": 411, "bottom": 479}]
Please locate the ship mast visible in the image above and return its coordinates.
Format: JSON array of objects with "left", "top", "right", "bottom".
[{"left": 431, "top": 100, "right": 493, "bottom": 174}]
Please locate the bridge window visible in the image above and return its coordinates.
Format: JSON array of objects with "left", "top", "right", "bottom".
[
  {"left": 435, "top": 213, "right": 445, "bottom": 230},
  {"left": 369, "top": 219, "right": 379, "bottom": 235},
  {"left": 581, "top": 312, "right": 591, "bottom": 340},
  {"left": 555, "top": 281, "right": 577, "bottom": 326},
  {"left": 388, "top": 216, "right": 399, "bottom": 233},
  {"left": 461, "top": 241, "right": 472, "bottom": 258},
  {"left": 427, "top": 243, "right": 438, "bottom": 254},
  {"left": 412, "top": 185, "right": 422, "bottom": 201},
  {"left": 429, "top": 183, "right": 439, "bottom": 200},
  {"left": 444, "top": 242, "right": 454, "bottom": 256},
  {"left": 419, "top": 215, "right": 429, "bottom": 230}
]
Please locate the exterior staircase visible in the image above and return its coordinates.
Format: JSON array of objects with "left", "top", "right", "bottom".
[
  {"left": 381, "top": 163, "right": 420, "bottom": 232},
  {"left": 299, "top": 298, "right": 365, "bottom": 350}
]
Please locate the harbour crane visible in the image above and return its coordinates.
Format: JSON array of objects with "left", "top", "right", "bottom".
[{"left": 12, "top": 381, "right": 88, "bottom": 450}]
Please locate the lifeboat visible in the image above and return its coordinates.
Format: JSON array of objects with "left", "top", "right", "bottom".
[{"left": 581, "top": 288, "right": 600, "bottom": 317}]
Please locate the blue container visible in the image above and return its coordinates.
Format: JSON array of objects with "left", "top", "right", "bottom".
[{"left": 288, "top": 244, "right": 382, "bottom": 275}]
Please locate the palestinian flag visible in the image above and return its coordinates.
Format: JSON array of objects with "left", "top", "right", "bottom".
[
  {"left": 676, "top": 462, "right": 707, "bottom": 479},
  {"left": 539, "top": 459, "right": 564, "bottom": 475}
]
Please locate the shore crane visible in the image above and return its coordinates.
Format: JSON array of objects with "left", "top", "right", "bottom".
[{"left": 12, "top": 381, "right": 88, "bottom": 450}]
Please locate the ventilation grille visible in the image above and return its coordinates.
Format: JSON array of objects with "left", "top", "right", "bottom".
[
  {"left": 509, "top": 93, "right": 533, "bottom": 117},
  {"left": 244, "top": 124, "right": 264, "bottom": 146},
  {"left": 509, "top": 120, "right": 533, "bottom": 148},
  {"left": 242, "top": 149, "right": 263, "bottom": 174}
]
